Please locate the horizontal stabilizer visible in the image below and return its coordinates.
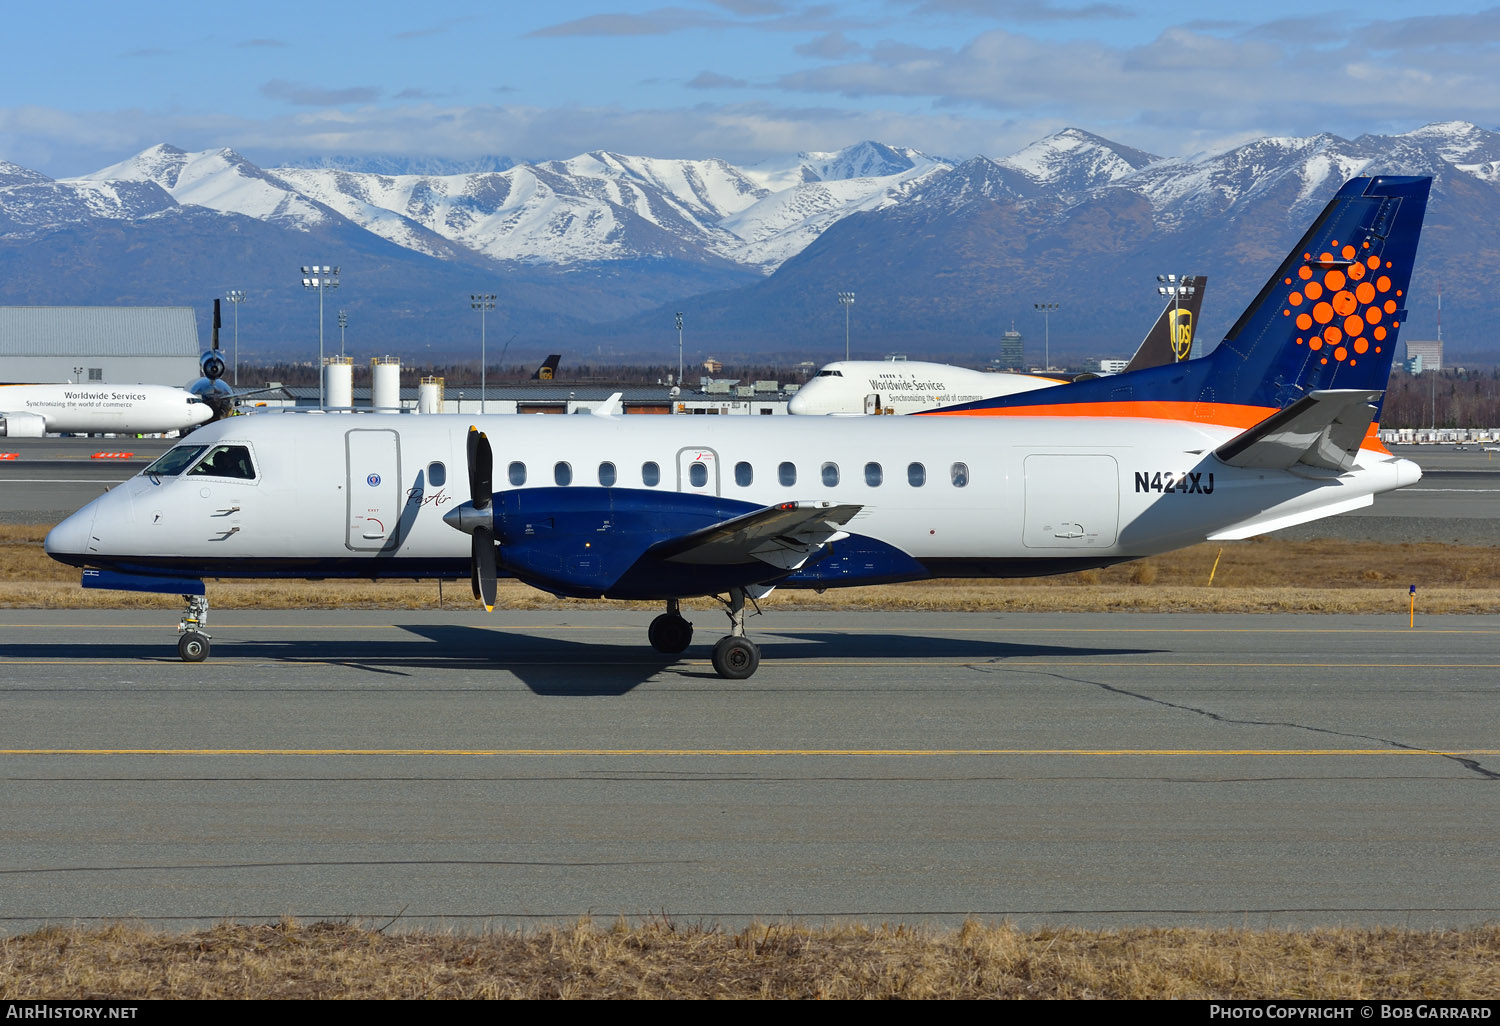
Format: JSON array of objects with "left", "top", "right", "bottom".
[
  {"left": 1214, "top": 390, "right": 1382, "bottom": 471},
  {"left": 650, "top": 500, "right": 862, "bottom": 570}
]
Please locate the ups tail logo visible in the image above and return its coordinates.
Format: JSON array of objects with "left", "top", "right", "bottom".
[
  {"left": 538, "top": 367, "right": 554, "bottom": 380},
  {"left": 1170, "top": 310, "right": 1193, "bottom": 361}
]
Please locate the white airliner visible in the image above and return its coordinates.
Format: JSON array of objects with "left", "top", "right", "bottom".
[
  {"left": 46, "top": 176, "right": 1430, "bottom": 679},
  {"left": 0, "top": 382, "right": 212, "bottom": 437},
  {"left": 787, "top": 276, "right": 1205, "bottom": 415},
  {"left": 0, "top": 328, "right": 240, "bottom": 438}
]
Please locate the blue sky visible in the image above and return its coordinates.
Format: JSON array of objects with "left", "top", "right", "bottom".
[{"left": 2, "top": 0, "right": 1497, "bottom": 175}]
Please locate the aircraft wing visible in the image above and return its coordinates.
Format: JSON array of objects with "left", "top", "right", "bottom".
[
  {"left": 648, "top": 500, "right": 862, "bottom": 570},
  {"left": 1214, "top": 389, "right": 1382, "bottom": 471}
]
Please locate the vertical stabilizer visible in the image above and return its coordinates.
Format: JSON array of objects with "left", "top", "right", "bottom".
[{"left": 930, "top": 176, "right": 1431, "bottom": 427}]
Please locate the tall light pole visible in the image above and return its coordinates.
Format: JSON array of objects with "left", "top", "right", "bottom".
[
  {"left": 472, "top": 293, "right": 495, "bottom": 415},
  {"left": 1155, "top": 274, "right": 1197, "bottom": 361},
  {"left": 1033, "top": 302, "right": 1059, "bottom": 370},
  {"left": 674, "top": 312, "right": 684, "bottom": 386},
  {"left": 337, "top": 309, "right": 348, "bottom": 359},
  {"left": 225, "top": 289, "right": 246, "bottom": 386},
  {"left": 838, "top": 291, "right": 855, "bottom": 360},
  {"left": 301, "top": 265, "right": 339, "bottom": 408},
  {"left": 1433, "top": 283, "right": 1443, "bottom": 431}
]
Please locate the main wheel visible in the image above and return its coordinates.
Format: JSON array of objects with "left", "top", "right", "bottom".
[
  {"left": 710, "top": 636, "right": 759, "bottom": 679},
  {"left": 648, "top": 613, "right": 694, "bottom": 654},
  {"left": 178, "top": 632, "right": 210, "bottom": 663}
]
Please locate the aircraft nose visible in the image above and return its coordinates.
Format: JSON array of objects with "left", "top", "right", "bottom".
[
  {"left": 45, "top": 503, "right": 99, "bottom": 559},
  {"left": 787, "top": 391, "right": 820, "bottom": 415}
]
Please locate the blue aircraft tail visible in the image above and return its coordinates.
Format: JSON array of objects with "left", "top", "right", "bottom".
[{"left": 930, "top": 175, "right": 1431, "bottom": 424}]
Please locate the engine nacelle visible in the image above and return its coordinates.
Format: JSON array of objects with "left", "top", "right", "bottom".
[
  {"left": 0, "top": 411, "right": 47, "bottom": 438},
  {"left": 493, "top": 487, "right": 785, "bottom": 600}
]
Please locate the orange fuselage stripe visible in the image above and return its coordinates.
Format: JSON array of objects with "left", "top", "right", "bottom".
[{"left": 925, "top": 401, "right": 1391, "bottom": 454}]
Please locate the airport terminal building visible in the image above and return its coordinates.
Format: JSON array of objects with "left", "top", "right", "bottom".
[{"left": 0, "top": 306, "right": 200, "bottom": 385}]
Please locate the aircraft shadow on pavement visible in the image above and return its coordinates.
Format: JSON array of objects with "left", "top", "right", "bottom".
[{"left": 0, "top": 624, "right": 1163, "bottom": 698}]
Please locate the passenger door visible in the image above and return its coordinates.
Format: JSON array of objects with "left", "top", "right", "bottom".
[
  {"left": 676, "top": 447, "right": 720, "bottom": 496},
  {"left": 346, "top": 429, "right": 403, "bottom": 550}
]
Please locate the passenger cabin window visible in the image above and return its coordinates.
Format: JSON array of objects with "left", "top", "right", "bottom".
[
  {"left": 778, "top": 461, "right": 796, "bottom": 486},
  {"left": 689, "top": 462, "right": 709, "bottom": 488},
  {"left": 142, "top": 445, "right": 207, "bottom": 478},
  {"left": 188, "top": 445, "right": 255, "bottom": 480},
  {"left": 735, "top": 461, "right": 753, "bottom": 487},
  {"left": 642, "top": 461, "right": 661, "bottom": 487},
  {"left": 908, "top": 462, "right": 926, "bottom": 487},
  {"left": 554, "top": 462, "right": 572, "bottom": 486},
  {"left": 428, "top": 462, "right": 447, "bottom": 487},
  {"left": 951, "top": 462, "right": 969, "bottom": 488},
  {"left": 864, "top": 462, "right": 882, "bottom": 487},
  {"left": 598, "top": 462, "right": 617, "bottom": 486},
  {"left": 821, "top": 462, "right": 840, "bottom": 487},
  {"left": 508, "top": 461, "right": 526, "bottom": 486}
]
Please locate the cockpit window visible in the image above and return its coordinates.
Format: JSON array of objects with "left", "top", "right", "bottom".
[
  {"left": 188, "top": 445, "right": 256, "bottom": 480},
  {"left": 816, "top": 369, "right": 843, "bottom": 378},
  {"left": 141, "top": 445, "right": 207, "bottom": 478}
]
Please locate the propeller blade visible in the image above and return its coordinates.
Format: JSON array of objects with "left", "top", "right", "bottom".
[
  {"left": 466, "top": 426, "right": 493, "bottom": 512},
  {"left": 471, "top": 527, "right": 498, "bottom": 611}
]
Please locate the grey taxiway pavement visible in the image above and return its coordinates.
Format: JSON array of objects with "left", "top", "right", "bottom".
[
  {"left": 2, "top": 437, "right": 1496, "bottom": 933},
  {"left": 1, "top": 609, "right": 1496, "bottom": 933}
]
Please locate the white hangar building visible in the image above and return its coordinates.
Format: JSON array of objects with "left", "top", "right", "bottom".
[{"left": 0, "top": 307, "right": 201, "bottom": 385}]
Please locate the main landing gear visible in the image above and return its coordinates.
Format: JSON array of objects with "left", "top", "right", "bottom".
[
  {"left": 177, "top": 594, "right": 210, "bottom": 662},
  {"left": 648, "top": 599, "right": 694, "bottom": 654},
  {"left": 710, "top": 588, "right": 760, "bottom": 680},
  {"left": 646, "top": 589, "right": 762, "bottom": 679}
]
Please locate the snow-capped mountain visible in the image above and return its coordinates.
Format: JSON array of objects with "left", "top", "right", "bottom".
[
  {"left": 80, "top": 145, "right": 337, "bottom": 228},
  {"left": 282, "top": 154, "right": 517, "bottom": 176},
  {"left": 2, "top": 122, "right": 1497, "bottom": 357},
  {"left": 997, "top": 127, "right": 1158, "bottom": 195},
  {"left": 0, "top": 178, "right": 176, "bottom": 235},
  {"left": 264, "top": 142, "right": 948, "bottom": 271},
  {"left": 0, "top": 160, "right": 51, "bottom": 189}
]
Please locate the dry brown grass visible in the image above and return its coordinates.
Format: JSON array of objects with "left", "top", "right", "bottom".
[
  {"left": 5, "top": 525, "right": 1499, "bottom": 614},
  {"left": 2, "top": 919, "right": 1496, "bottom": 999}
]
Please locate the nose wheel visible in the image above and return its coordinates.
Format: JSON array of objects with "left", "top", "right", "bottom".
[
  {"left": 177, "top": 594, "right": 211, "bottom": 662},
  {"left": 178, "top": 631, "right": 210, "bottom": 662}
]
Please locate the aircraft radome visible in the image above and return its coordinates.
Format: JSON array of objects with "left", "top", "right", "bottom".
[
  {"left": 787, "top": 275, "right": 1206, "bottom": 416},
  {"left": 47, "top": 176, "right": 1429, "bottom": 679}
]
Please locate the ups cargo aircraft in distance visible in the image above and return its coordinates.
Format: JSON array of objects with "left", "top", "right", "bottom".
[
  {"left": 47, "top": 176, "right": 1429, "bottom": 679},
  {"left": 786, "top": 276, "right": 1206, "bottom": 415},
  {"left": 0, "top": 382, "right": 213, "bottom": 437},
  {"left": 0, "top": 313, "right": 246, "bottom": 438}
]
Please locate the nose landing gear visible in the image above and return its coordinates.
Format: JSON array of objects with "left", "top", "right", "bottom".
[{"left": 177, "top": 594, "right": 210, "bottom": 662}]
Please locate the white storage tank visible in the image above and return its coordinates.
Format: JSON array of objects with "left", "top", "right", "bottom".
[
  {"left": 324, "top": 356, "right": 353, "bottom": 411},
  {"left": 418, "top": 376, "right": 444, "bottom": 415},
  {"left": 371, "top": 356, "right": 401, "bottom": 411}
]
